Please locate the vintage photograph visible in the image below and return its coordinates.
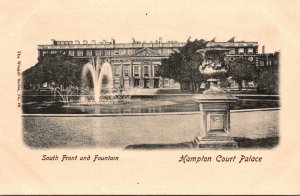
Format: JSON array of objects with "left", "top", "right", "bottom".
[
  {"left": 2, "top": 0, "right": 300, "bottom": 195},
  {"left": 22, "top": 36, "right": 279, "bottom": 149}
]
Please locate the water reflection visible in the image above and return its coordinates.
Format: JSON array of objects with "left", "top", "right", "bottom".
[{"left": 22, "top": 95, "right": 279, "bottom": 114}]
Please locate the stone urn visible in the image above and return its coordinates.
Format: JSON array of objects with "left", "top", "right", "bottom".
[
  {"left": 194, "top": 47, "right": 238, "bottom": 148},
  {"left": 198, "top": 47, "right": 230, "bottom": 93}
]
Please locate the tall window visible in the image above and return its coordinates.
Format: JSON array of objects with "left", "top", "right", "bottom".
[
  {"left": 119, "top": 49, "right": 124, "bottom": 55},
  {"left": 69, "top": 50, "right": 74, "bottom": 56},
  {"left": 134, "top": 66, "right": 140, "bottom": 77},
  {"left": 238, "top": 48, "right": 244, "bottom": 54},
  {"left": 86, "top": 50, "right": 92, "bottom": 56},
  {"left": 77, "top": 50, "right": 83, "bottom": 56},
  {"left": 229, "top": 49, "right": 235, "bottom": 54},
  {"left": 162, "top": 48, "right": 168, "bottom": 55},
  {"left": 144, "top": 66, "right": 149, "bottom": 77},
  {"left": 114, "top": 65, "right": 121, "bottom": 77},
  {"left": 105, "top": 50, "right": 110, "bottom": 56},
  {"left": 154, "top": 65, "right": 159, "bottom": 77},
  {"left": 95, "top": 50, "right": 101, "bottom": 56},
  {"left": 248, "top": 48, "right": 254, "bottom": 54},
  {"left": 124, "top": 65, "right": 129, "bottom": 77},
  {"left": 114, "top": 79, "right": 120, "bottom": 88}
]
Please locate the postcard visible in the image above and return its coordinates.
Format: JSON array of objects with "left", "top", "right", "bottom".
[{"left": 0, "top": 0, "right": 299, "bottom": 195}]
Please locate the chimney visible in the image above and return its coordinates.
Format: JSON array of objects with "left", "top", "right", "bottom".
[
  {"left": 111, "top": 38, "right": 115, "bottom": 44},
  {"left": 51, "top": 39, "right": 57, "bottom": 45},
  {"left": 83, "top": 40, "right": 88, "bottom": 44},
  {"left": 131, "top": 37, "right": 135, "bottom": 43},
  {"left": 159, "top": 37, "right": 162, "bottom": 43},
  {"left": 75, "top": 40, "right": 80, "bottom": 44},
  {"left": 228, "top": 37, "right": 235, "bottom": 42},
  {"left": 262, "top": 45, "right": 265, "bottom": 54},
  {"left": 91, "top": 40, "right": 96, "bottom": 44}
]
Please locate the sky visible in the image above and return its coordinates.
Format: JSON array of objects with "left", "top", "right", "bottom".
[{"left": 1, "top": 0, "right": 298, "bottom": 71}]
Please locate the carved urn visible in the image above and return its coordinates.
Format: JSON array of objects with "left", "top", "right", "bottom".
[{"left": 197, "top": 47, "right": 230, "bottom": 93}]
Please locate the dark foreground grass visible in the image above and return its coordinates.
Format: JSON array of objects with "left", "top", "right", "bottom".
[
  {"left": 125, "top": 137, "right": 279, "bottom": 150},
  {"left": 235, "top": 137, "right": 279, "bottom": 148}
]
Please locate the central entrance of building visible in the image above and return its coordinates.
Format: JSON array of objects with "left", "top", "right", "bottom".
[
  {"left": 154, "top": 79, "right": 159, "bottom": 88},
  {"left": 144, "top": 79, "right": 149, "bottom": 88},
  {"left": 134, "top": 79, "right": 140, "bottom": 87}
]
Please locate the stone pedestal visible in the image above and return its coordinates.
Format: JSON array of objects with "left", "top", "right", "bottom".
[{"left": 194, "top": 92, "right": 238, "bottom": 149}]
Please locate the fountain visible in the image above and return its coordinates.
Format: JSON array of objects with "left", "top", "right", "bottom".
[
  {"left": 80, "top": 58, "right": 130, "bottom": 104},
  {"left": 81, "top": 58, "right": 113, "bottom": 104},
  {"left": 193, "top": 47, "right": 238, "bottom": 148},
  {"left": 52, "top": 85, "right": 80, "bottom": 103}
]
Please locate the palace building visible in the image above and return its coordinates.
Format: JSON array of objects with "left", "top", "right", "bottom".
[
  {"left": 38, "top": 38, "right": 185, "bottom": 89},
  {"left": 206, "top": 37, "right": 259, "bottom": 66},
  {"left": 37, "top": 37, "right": 263, "bottom": 89},
  {"left": 257, "top": 47, "right": 280, "bottom": 67}
]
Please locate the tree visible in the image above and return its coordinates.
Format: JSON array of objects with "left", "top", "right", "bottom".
[
  {"left": 22, "top": 62, "right": 44, "bottom": 89},
  {"left": 158, "top": 39, "right": 207, "bottom": 92},
  {"left": 257, "top": 67, "right": 279, "bottom": 94},
  {"left": 227, "top": 58, "right": 258, "bottom": 90},
  {"left": 22, "top": 53, "right": 88, "bottom": 89}
]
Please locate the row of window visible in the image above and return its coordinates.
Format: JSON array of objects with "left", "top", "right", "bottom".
[
  {"left": 259, "top": 60, "right": 278, "bottom": 66},
  {"left": 42, "top": 47, "right": 255, "bottom": 57},
  {"left": 113, "top": 65, "right": 159, "bottom": 77},
  {"left": 228, "top": 56, "right": 254, "bottom": 62},
  {"left": 41, "top": 48, "right": 174, "bottom": 57},
  {"left": 228, "top": 48, "right": 255, "bottom": 55}
]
